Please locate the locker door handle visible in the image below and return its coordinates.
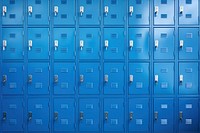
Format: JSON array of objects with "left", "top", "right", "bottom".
[
  {"left": 179, "top": 75, "right": 183, "bottom": 83},
  {"left": 80, "top": 75, "right": 84, "bottom": 83},
  {"left": 154, "top": 6, "right": 159, "bottom": 15},
  {"left": 154, "top": 111, "right": 158, "bottom": 120},
  {"left": 104, "top": 40, "right": 109, "bottom": 50},
  {"left": 28, "top": 40, "right": 32, "bottom": 51},
  {"left": 2, "top": 40, "right": 7, "bottom": 51},
  {"left": 2, "top": 112, "right": 7, "bottom": 121},
  {"left": 180, "top": 6, "right": 184, "bottom": 14},
  {"left": 104, "top": 112, "right": 108, "bottom": 120},
  {"left": 129, "top": 40, "right": 133, "bottom": 50},
  {"left": 28, "top": 75, "right": 32, "bottom": 83},
  {"left": 28, "top": 112, "right": 32, "bottom": 121},
  {"left": 104, "top": 6, "right": 109, "bottom": 16},
  {"left": 54, "top": 112, "right": 58, "bottom": 121},
  {"left": 129, "top": 112, "right": 133, "bottom": 120},
  {"left": 180, "top": 40, "right": 184, "bottom": 48},
  {"left": 2, "top": 6, "right": 7, "bottom": 16},
  {"left": 80, "top": 6, "right": 84, "bottom": 16},
  {"left": 104, "top": 75, "right": 108, "bottom": 83},
  {"left": 54, "top": 75, "right": 58, "bottom": 83},
  {"left": 54, "top": 40, "right": 58, "bottom": 50},
  {"left": 129, "top": 75, "right": 133, "bottom": 83},
  {"left": 129, "top": 6, "right": 133, "bottom": 16},
  {"left": 80, "top": 112, "right": 84, "bottom": 120},
  {"left": 2, "top": 75, "right": 7, "bottom": 83},
  {"left": 80, "top": 40, "right": 84, "bottom": 50},
  {"left": 28, "top": 6, "right": 32, "bottom": 16},
  {"left": 54, "top": 6, "right": 58, "bottom": 16},
  {"left": 154, "top": 75, "right": 158, "bottom": 83},
  {"left": 179, "top": 111, "right": 183, "bottom": 120},
  {"left": 155, "top": 40, "right": 159, "bottom": 48}
]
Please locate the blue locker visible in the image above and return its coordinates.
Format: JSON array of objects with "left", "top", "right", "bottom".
[
  {"left": 28, "top": 63, "right": 49, "bottom": 94},
  {"left": 79, "top": 98, "right": 100, "bottom": 131},
  {"left": 179, "top": 63, "right": 198, "bottom": 95},
  {"left": 128, "top": 0, "right": 150, "bottom": 25},
  {"left": 129, "top": 28, "right": 150, "bottom": 60},
  {"left": 179, "top": 28, "right": 199, "bottom": 60},
  {"left": 154, "top": 98, "right": 174, "bottom": 133},
  {"left": 2, "top": 28, "right": 24, "bottom": 60},
  {"left": 154, "top": 63, "right": 174, "bottom": 94},
  {"left": 2, "top": 62, "right": 24, "bottom": 94},
  {"left": 129, "top": 63, "right": 149, "bottom": 94},
  {"left": 53, "top": 98, "right": 75, "bottom": 132},
  {"left": 129, "top": 98, "right": 149, "bottom": 132},
  {"left": 154, "top": 28, "right": 175, "bottom": 59},
  {"left": 54, "top": 28, "right": 75, "bottom": 60},
  {"left": 79, "top": 63, "right": 100, "bottom": 94},
  {"left": 79, "top": 28, "right": 100, "bottom": 60},
  {"left": 53, "top": 63, "right": 75, "bottom": 95},
  {"left": 104, "top": 98, "right": 124, "bottom": 132}
]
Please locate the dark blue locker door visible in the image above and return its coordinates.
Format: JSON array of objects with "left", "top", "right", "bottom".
[
  {"left": 129, "top": 28, "right": 150, "bottom": 59},
  {"left": 179, "top": 28, "right": 199, "bottom": 60},
  {"left": 2, "top": 63, "right": 24, "bottom": 94},
  {"left": 104, "top": 28, "right": 125, "bottom": 59},
  {"left": 79, "top": 0, "right": 100, "bottom": 25},
  {"left": 104, "top": 98, "right": 124, "bottom": 132},
  {"left": 54, "top": 28, "right": 75, "bottom": 60},
  {"left": 53, "top": 98, "right": 75, "bottom": 132},
  {"left": 179, "top": 63, "right": 198, "bottom": 95},
  {"left": 27, "top": 0, "right": 49, "bottom": 25},
  {"left": 28, "top": 63, "right": 49, "bottom": 94},
  {"left": 2, "top": 97, "right": 23, "bottom": 132},
  {"left": 103, "top": 0, "right": 125, "bottom": 25},
  {"left": 154, "top": 28, "right": 175, "bottom": 59},
  {"left": 79, "top": 63, "right": 100, "bottom": 94},
  {"left": 79, "top": 99, "right": 100, "bottom": 131},
  {"left": 28, "top": 98, "right": 49, "bottom": 131},
  {"left": 154, "top": 98, "right": 174, "bottom": 133},
  {"left": 129, "top": 63, "right": 149, "bottom": 94},
  {"left": 154, "top": 0, "right": 174, "bottom": 25},
  {"left": 2, "top": 0, "right": 24, "bottom": 25},
  {"left": 179, "top": 0, "right": 198, "bottom": 25},
  {"left": 154, "top": 63, "right": 174, "bottom": 94},
  {"left": 79, "top": 28, "right": 100, "bottom": 59},
  {"left": 28, "top": 28, "right": 49, "bottom": 59},
  {"left": 2, "top": 28, "right": 24, "bottom": 59},
  {"left": 129, "top": 98, "right": 149, "bottom": 132},
  {"left": 53, "top": 0, "right": 75, "bottom": 25},
  {"left": 128, "top": 0, "right": 149, "bottom": 25}
]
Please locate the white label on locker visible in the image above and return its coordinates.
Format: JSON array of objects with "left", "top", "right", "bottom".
[
  {"left": 186, "top": 104, "right": 192, "bottom": 109},
  {"left": 111, "top": 119, "right": 118, "bottom": 125},
  {"left": 86, "top": 104, "right": 94, "bottom": 109},
  {"left": 86, "top": 119, "right": 94, "bottom": 125},
  {"left": 136, "top": 104, "right": 143, "bottom": 109},
  {"left": 161, "top": 104, "right": 168, "bottom": 109},
  {"left": 186, "top": 119, "right": 192, "bottom": 125},
  {"left": 136, "top": 119, "right": 143, "bottom": 125},
  {"left": 161, "top": 119, "right": 167, "bottom": 125},
  {"left": 111, "top": 104, "right": 118, "bottom": 109}
]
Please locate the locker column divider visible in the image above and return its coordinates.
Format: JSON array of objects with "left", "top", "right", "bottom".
[{"left": 0, "top": 0, "right": 2, "bottom": 132}]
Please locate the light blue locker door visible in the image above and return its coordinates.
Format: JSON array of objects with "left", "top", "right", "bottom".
[
  {"left": 154, "top": 63, "right": 174, "bottom": 94},
  {"left": 53, "top": 63, "right": 75, "bottom": 95},
  {"left": 154, "top": 0, "right": 174, "bottom": 25},
  {"left": 28, "top": 63, "right": 49, "bottom": 94},
  {"left": 154, "top": 28, "right": 175, "bottom": 59},
  {"left": 129, "top": 98, "right": 150, "bottom": 132},
  {"left": 104, "top": 98, "right": 124, "bottom": 132},
  {"left": 179, "top": 28, "right": 199, "bottom": 60},
  {"left": 129, "top": 28, "right": 150, "bottom": 59},
  {"left": 2, "top": 63, "right": 24, "bottom": 94},
  {"left": 79, "top": 28, "right": 100, "bottom": 60},
  {"left": 128, "top": 0, "right": 149, "bottom": 25},
  {"left": 28, "top": 28, "right": 49, "bottom": 59},
  {"left": 179, "top": 0, "right": 198, "bottom": 25},
  {"left": 79, "top": 63, "right": 100, "bottom": 94},
  {"left": 53, "top": 0, "right": 75, "bottom": 25},
  {"left": 54, "top": 28, "right": 75, "bottom": 60},
  {"left": 53, "top": 98, "right": 75, "bottom": 132},
  {"left": 2, "top": 97, "right": 23, "bottom": 132},
  {"left": 179, "top": 63, "right": 198, "bottom": 95},
  {"left": 79, "top": 99, "right": 100, "bottom": 131},
  {"left": 2, "top": 28, "right": 24, "bottom": 60},
  {"left": 27, "top": 0, "right": 49, "bottom": 25},
  {"left": 154, "top": 98, "right": 174, "bottom": 133},
  {"left": 2, "top": 0, "right": 24, "bottom": 25}
]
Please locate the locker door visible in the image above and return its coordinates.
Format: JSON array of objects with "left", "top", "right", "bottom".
[
  {"left": 104, "top": 28, "right": 125, "bottom": 59},
  {"left": 179, "top": 63, "right": 198, "bottom": 95},
  {"left": 53, "top": 98, "right": 75, "bottom": 132},
  {"left": 128, "top": 0, "right": 149, "bottom": 25},
  {"left": 79, "top": 28, "right": 100, "bottom": 59},
  {"left": 154, "top": 28, "right": 175, "bottom": 59},
  {"left": 79, "top": 99, "right": 100, "bottom": 131},
  {"left": 129, "top": 28, "right": 150, "bottom": 59},
  {"left": 2, "top": 0, "right": 24, "bottom": 25},
  {"left": 28, "top": 98, "right": 49, "bottom": 132},
  {"left": 154, "top": 0, "right": 174, "bottom": 25},
  {"left": 104, "top": 98, "right": 124, "bottom": 131},
  {"left": 2, "top": 63, "right": 24, "bottom": 94},
  {"left": 79, "top": 63, "right": 100, "bottom": 94},
  {"left": 53, "top": 0, "right": 75, "bottom": 25},
  {"left": 27, "top": 0, "right": 49, "bottom": 25},
  {"left": 54, "top": 28, "right": 75, "bottom": 60},
  {"left": 129, "top": 98, "right": 149, "bottom": 132},
  {"left": 179, "top": 28, "right": 198, "bottom": 60},
  {"left": 154, "top": 63, "right": 174, "bottom": 94},
  {"left": 129, "top": 63, "right": 149, "bottom": 94},
  {"left": 2, "top": 28, "right": 24, "bottom": 60},
  {"left": 154, "top": 98, "right": 174, "bottom": 133},
  {"left": 28, "top": 28, "right": 49, "bottom": 59},
  {"left": 28, "top": 63, "right": 49, "bottom": 94},
  {"left": 2, "top": 98, "right": 23, "bottom": 132}
]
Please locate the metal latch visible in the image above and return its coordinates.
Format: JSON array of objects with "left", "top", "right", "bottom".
[
  {"left": 180, "top": 6, "right": 184, "bottom": 14},
  {"left": 3, "top": 40, "right": 7, "bottom": 51},
  {"left": 54, "top": 75, "right": 58, "bottom": 83},
  {"left": 2, "top": 6, "right": 7, "bottom": 16},
  {"left": 80, "top": 40, "right": 84, "bottom": 50},
  {"left": 80, "top": 6, "right": 84, "bottom": 16},
  {"left": 104, "top": 112, "right": 108, "bottom": 120},
  {"left": 105, "top": 40, "right": 109, "bottom": 50},
  {"left": 155, "top": 6, "right": 159, "bottom": 15},
  {"left": 80, "top": 112, "right": 84, "bottom": 120},
  {"left": 3, "top": 112, "right": 7, "bottom": 121},
  {"left": 104, "top": 6, "right": 109, "bottom": 16},
  {"left": 28, "top": 112, "right": 32, "bottom": 121},
  {"left": 28, "top": 40, "right": 32, "bottom": 51},
  {"left": 155, "top": 40, "right": 159, "bottom": 48},
  {"left": 180, "top": 40, "right": 184, "bottom": 48},
  {"left": 179, "top": 75, "right": 183, "bottom": 83},
  {"left": 54, "top": 6, "right": 58, "bottom": 16},
  {"left": 129, "top": 6, "right": 133, "bottom": 16},
  {"left": 54, "top": 40, "right": 58, "bottom": 51},
  {"left": 2, "top": 75, "right": 7, "bottom": 83},
  {"left": 80, "top": 75, "right": 84, "bottom": 83},
  {"left": 129, "top": 40, "right": 133, "bottom": 50},
  {"left": 179, "top": 111, "right": 183, "bottom": 120},
  {"left": 154, "top": 111, "right": 158, "bottom": 120},
  {"left": 129, "top": 75, "right": 133, "bottom": 83},
  {"left": 28, "top": 75, "right": 32, "bottom": 83},
  {"left": 28, "top": 6, "right": 32, "bottom": 16},
  {"left": 54, "top": 112, "right": 58, "bottom": 121},
  {"left": 155, "top": 75, "right": 158, "bottom": 83},
  {"left": 129, "top": 112, "right": 133, "bottom": 120},
  {"left": 104, "top": 75, "right": 108, "bottom": 83}
]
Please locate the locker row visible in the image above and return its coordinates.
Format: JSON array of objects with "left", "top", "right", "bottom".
[{"left": 1, "top": 0, "right": 199, "bottom": 26}]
